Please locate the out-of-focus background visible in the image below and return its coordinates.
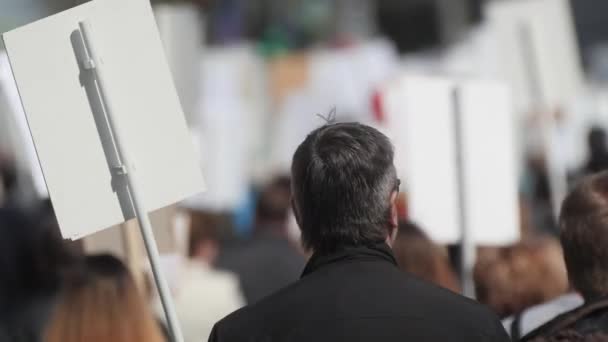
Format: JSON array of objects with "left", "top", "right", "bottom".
[{"left": 1, "top": 0, "right": 608, "bottom": 341}]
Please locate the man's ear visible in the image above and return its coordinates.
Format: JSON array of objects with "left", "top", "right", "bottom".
[
  {"left": 291, "top": 197, "right": 302, "bottom": 228},
  {"left": 387, "top": 191, "right": 399, "bottom": 246}
]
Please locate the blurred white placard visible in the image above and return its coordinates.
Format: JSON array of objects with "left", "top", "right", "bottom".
[
  {"left": 154, "top": 3, "right": 202, "bottom": 127},
  {"left": 486, "top": 0, "right": 583, "bottom": 112},
  {"left": 385, "top": 76, "right": 461, "bottom": 244},
  {"left": 0, "top": 52, "right": 48, "bottom": 198},
  {"left": 457, "top": 81, "right": 520, "bottom": 245},
  {"left": 2, "top": 0, "right": 205, "bottom": 239},
  {"left": 183, "top": 47, "right": 257, "bottom": 211},
  {"left": 385, "top": 75, "right": 519, "bottom": 245}
]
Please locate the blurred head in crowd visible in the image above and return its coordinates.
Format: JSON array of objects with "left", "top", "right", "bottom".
[
  {"left": 585, "top": 126, "right": 608, "bottom": 173},
  {"left": 254, "top": 176, "right": 291, "bottom": 234},
  {"left": 393, "top": 221, "right": 460, "bottom": 293},
  {"left": 474, "top": 237, "right": 568, "bottom": 318},
  {"left": 560, "top": 171, "right": 608, "bottom": 301},
  {"left": 45, "top": 254, "right": 164, "bottom": 342},
  {"left": 0, "top": 152, "right": 18, "bottom": 206},
  {"left": 291, "top": 122, "right": 399, "bottom": 254},
  {"left": 188, "top": 211, "right": 225, "bottom": 264},
  {"left": 0, "top": 208, "right": 75, "bottom": 310}
]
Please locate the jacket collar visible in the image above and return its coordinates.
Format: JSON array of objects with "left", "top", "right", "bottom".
[{"left": 301, "top": 242, "right": 398, "bottom": 278}]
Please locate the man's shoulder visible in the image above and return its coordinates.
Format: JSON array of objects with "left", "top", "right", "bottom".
[
  {"left": 210, "top": 281, "right": 302, "bottom": 340},
  {"left": 216, "top": 277, "right": 304, "bottom": 322},
  {"left": 211, "top": 268, "right": 507, "bottom": 341},
  {"left": 388, "top": 270, "right": 496, "bottom": 317},
  {"left": 522, "top": 297, "right": 608, "bottom": 341}
]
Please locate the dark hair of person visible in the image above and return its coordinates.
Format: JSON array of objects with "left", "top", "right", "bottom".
[
  {"left": 474, "top": 237, "right": 568, "bottom": 318},
  {"left": 291, "top": 122, "right": 398, "bottom": 253},
  {"left": 0, "top": 207, "right": 75, "bottom": 309},
  {"left": 0, "top": 154, "right": 17, "bottom": 195},
  {"left": 560, "top": 171, "right": 608, "bottom": 300},
  {"left": 255, "top": 176, "right": 292, "bottom": 227},
  {"left": 585, "top": 126, "right": 608, "bottom": 173},
  {"left": 188, "top": 210, "right": 229, "bottom": 257}
]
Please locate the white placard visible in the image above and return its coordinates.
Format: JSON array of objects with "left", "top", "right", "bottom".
[
  {"left": 385, "top": 75, "right": 519, "bottom": 245},
  {"left": 385, "top": 75, "right": 461, "bottom": 244},
  {"left": 0, "top": 52, "right": 47, "bottom": 198},
  {"left": 183, "top": 47, "right": 260, "bottom": 211},
  {"left": 486, "top": 0, "right": 583, "bottom": 112},
  {"left": 3, "top": 0, "right": 205, "bottom": 239},
  {"left": 154, "top": 3, "right": 203, "bottom": 127},
  {"left": 457, "top": 81, "right": 520, "bottom": 245}
]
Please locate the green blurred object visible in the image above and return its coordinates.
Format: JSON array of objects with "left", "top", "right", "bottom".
[{"left": 258, "top": 26, "right": 290, "bottom": 58}]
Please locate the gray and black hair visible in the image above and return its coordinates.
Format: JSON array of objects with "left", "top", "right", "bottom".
[{"left": 291, "top": 122, "right": 398, "bottom": 254}]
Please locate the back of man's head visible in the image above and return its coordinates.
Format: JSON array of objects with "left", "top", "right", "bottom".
[
  {"left": 560, "top": 171, "right": 608, "bottom": 300},
  {"left": 291, "top": 122, "right": 398, "bottom": 254}
]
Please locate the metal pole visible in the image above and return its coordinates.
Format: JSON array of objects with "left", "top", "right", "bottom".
[{"left": 78, "top": 20, "right": 184, "bottom": 342}]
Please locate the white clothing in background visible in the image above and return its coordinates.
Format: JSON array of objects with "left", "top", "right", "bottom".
[
  {"left": 184, "top": 46, "right": 266, "bottom": 210},
  {"left": 174, "top": 261, "right": 245, "bottom": 342}
]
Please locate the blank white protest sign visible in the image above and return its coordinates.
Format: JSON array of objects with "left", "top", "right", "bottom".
[
  {"left": 485, "top": 0, "right": 582, "bottom": 112},
  {"left": 457, "top": 81, "right": 520, "bottom": 245},
  {"left": 2, "top": 0, "right": 205, "bottom": 239},
  {"left": 385, "top": 75, "right": 519, "bottom": 245},
  {"left": 385, "top": 76, "right": 461, "bottom": 244}
]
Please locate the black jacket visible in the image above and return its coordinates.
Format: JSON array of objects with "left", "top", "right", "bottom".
[
  {"left": 522, "top": 296, "right": 608, "bottom": 342},
  {"left": 209, "top": 243, "right": 509, "bottom": 342}
]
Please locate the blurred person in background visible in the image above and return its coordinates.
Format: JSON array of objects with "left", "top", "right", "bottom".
[
  {"left": 209, "top": 122, "right": 509, "bottom": 342},
  {"left": 523, "top": 154, "right": 557, "bottom": 235},
  {"left": 583, "top": 126, "right": 608, "bottom": 175},
  {"left": 0, "top": 207, "right": 77, "bottom": 342},
  {"left": 173, "top": 211, "right": 244, "bottom": 342},
  {"left": 494, "top": 238, "right": 583, "bottom": 339},
  {"left": 0, "top": 152, "right": 18, "bottom": 208},
  {"left": 217, "top": 176, "right": 306, "bottom": 304},
  {"left": 523, "top": 172, "right": 608, "bottom": 341},
  {"left": 392, "top": 220, "right": 460, "bottom": 293},
  {"left": 45, "top": 254, "right": 165, "bottom": 342},
  {"left": 474, "top": 237, "right": 569, "bottom": 320}
]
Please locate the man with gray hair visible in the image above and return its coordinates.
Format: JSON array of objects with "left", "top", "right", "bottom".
[{"left": 209, "top": 122, "right": 509, "bottom": 342}]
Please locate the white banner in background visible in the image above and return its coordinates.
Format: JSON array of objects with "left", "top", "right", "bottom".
[
  {"left": 385, "top": 76, "right": 461, "bottom": 244},
  {"left": 457, "top": 81, "right": 520, "bottom": 245},
  {"left": 0, "top": 52, "right": 48, "bottom": 198},
  {"left": 486, "top": 0, "right": 583, "bottom": 112},
  {"left": 384, "top": 75, "right": 520, "bottom": 245}
]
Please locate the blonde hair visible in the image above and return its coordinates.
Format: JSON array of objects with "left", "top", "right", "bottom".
[
  {"left": 474, "top": 237, "right": 569, "bottom": 318},
  {"left": 45, "top": 254, "right": 164, "bottom": 342}
]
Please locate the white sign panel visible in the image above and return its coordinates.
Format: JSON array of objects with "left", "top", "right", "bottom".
[
  {"left": 486, "top": 0, "right": 583, "bottom": 112},
  {"left": 2, "top": 0, "right": 205, "bottom": 239},
  {"left": 457, "top": 81, "right": 520, "bottom": 245},
  {"left": 385, "top": 75, "right": 519, "bottom": 245},
  {"left": 0, "top": 52, "right": 47, "bottom": 198},
  {"left": 385, "top": 76, "right": 461, "bottom": 244}
]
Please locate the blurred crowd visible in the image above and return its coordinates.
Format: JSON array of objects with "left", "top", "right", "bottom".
[
  {"left": 2, "top": 123, "right": 608, "bottom": 341},
  {"left": 4, "top": 0, "right": 608, "bottom": 341}
]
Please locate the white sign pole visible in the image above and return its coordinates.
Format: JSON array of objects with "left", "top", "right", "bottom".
[
  {"left": 451, "top": 88, "right": 476, "bottom": 299},
  {"left": 78, "top": 20, "right": 184, "bottom": 342}
]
